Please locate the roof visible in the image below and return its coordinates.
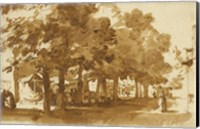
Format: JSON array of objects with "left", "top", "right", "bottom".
[{"left": 20, "top": 73, "right": 43, "bottom": 83}]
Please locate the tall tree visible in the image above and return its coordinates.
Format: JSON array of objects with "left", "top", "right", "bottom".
[
  {"left": 122, "top": 9, "right": 172, "bottom": 97},
  {"left": 44, "top": 4, "right": 98, "bottom": 104},
  {"left": 1, "top": 4, "right": 54, "bottom": 114},
  {"left": 72, "top": 17, "right": 117, "bottom": 101}
]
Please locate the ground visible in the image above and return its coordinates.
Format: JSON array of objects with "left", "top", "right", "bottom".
[{"left": 1, "top": 98, "right": 195, "bottom": 127}]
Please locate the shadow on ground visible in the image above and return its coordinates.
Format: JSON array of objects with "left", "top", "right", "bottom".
[{"left": 1, "top": 98, "right": 193, "bottom": 127}]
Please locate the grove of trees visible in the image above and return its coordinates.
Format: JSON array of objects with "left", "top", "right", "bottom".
[{"left": 1, "top": 4, "right": 173, "bottom": 114}]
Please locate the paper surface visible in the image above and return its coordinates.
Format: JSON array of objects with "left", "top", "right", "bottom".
[{"left": 0, "top": 2, "right": 197, "bottom": 127}]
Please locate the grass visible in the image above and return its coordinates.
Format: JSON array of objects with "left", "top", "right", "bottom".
[{"left": 1, "top": 98, "right": 194, "bottom": 127}]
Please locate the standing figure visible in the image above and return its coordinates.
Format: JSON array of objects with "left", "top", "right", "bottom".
[
  {"left": 1, "top": 90, "right": 6, "bottom": 108},
  {"left": 1, "top": 89, "right": 16, "bottom": 109},
  {"left": 152, "top": 87, "right": 157, "bottom": 98},
  {"left": 158, "top": 90, "right": 167, "bottom": 112}
]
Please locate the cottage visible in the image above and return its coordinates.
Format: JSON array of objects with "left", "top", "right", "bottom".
[{"left": 19, "top": 73, "right": 43, "bottom": 103}]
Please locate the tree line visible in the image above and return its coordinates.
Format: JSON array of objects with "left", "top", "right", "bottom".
[{"left": 1, "top": 4, "right": 172, "bottom": 114}]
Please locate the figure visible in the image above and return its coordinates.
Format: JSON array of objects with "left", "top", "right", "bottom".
[
  {"left": 1, "top": 89, "right": 16, "bottom": 109},
  {"left": 158, "top": 90, "right": 167, "bottom": 112}
]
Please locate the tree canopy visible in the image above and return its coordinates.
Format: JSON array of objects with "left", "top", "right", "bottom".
[{"left": 1, "top": 4, "right": 174, "bottom": 112}]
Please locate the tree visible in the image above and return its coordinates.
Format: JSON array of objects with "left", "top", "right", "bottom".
[
  {"left": 42, "top": 4, "right": 99, "bottom": 105},
  {"left": 1, "top": 4, "right": 54, "bottom": 114},
  {"left": 72, "top": 17, "right": 117, "bottom": 101},
  {"left": 122, "top": 9, "right": 172, "bottom": 98},
  {"left": 104, "top": 28, "right": 143, "bottom": 100}
]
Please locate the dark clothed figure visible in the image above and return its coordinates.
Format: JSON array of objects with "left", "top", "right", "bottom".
[{"left": 1, "top": 89, "right": 16, "bottom": 109}]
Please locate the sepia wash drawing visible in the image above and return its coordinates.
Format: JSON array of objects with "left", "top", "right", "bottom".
[{"left": 0, "top": 2, "right": 197, "bottom": 127}]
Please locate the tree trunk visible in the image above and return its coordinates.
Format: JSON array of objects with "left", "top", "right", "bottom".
[
  {"left": 113, "top": 76, "right": 118, "bottom": 101},
  {"left": 139, "top": 83, "right": 143, "bottom": 97},
  {"left": 77, "top": 64, "right": 83, "bottom": 103},
  {"left": 135, "top": 79, "right": 139, "bottom": 98},
  {"left": 83, "top": 78, "right": 89, "bottom": 92},
  {"left": 42, "top": 68, "right": 51, "bottom": 115},
  {"left": 59, "top": 69, "right": 65, "bottom": 110},
  {"left": 102, "top": 77, "right": 108, "bottom": 98},
  {"left": 13, "top": 69, "right": 19, "bottom": 102},
  {"left": 144, "top": 85, "right": 149, "bottom": 98},
  {"left": 96, "top": 77, "right": 101, "bottom": 101}
]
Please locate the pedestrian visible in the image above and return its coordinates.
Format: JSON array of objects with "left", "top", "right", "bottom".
[
  {"left": 158, "top": 90, "right": 167, "bottom": 112},
  {"left": 152, "top": 87, "right": 157, "bottom": 98},
  {"left": 161, "top": 93, "right": 167, "bottom": 112},
  {"left": 1, "top": 89, "right": 6, "bottom": 108},
  {"left": 1, "top": 89, "right": 16, "bottom": 109}
]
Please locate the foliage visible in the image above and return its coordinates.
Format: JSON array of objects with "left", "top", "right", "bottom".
[{"left": 1, "top": 4, "right": 174, "bottom": 107}]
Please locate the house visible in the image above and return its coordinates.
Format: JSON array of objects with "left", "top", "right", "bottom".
[{"left": 19, "top": 73, "right": 43, "bottom": 103}]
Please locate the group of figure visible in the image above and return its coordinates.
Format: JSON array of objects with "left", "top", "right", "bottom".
[
  {"left": 50, "top": 87, "right": 109, "bottom": 108},
  {"left": 158, "top": 91, "right": 167, "bottom": 112},
  {"left": 152, "top": 86, "right": 168, "bottom": 112},
  {"left": 0, "top": 89, "right": 16, "bottom": 109}
]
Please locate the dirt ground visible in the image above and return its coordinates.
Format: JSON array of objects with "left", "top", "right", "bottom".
[{"left": 1, "top": 98, "right": 195, "bottom": 127}]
